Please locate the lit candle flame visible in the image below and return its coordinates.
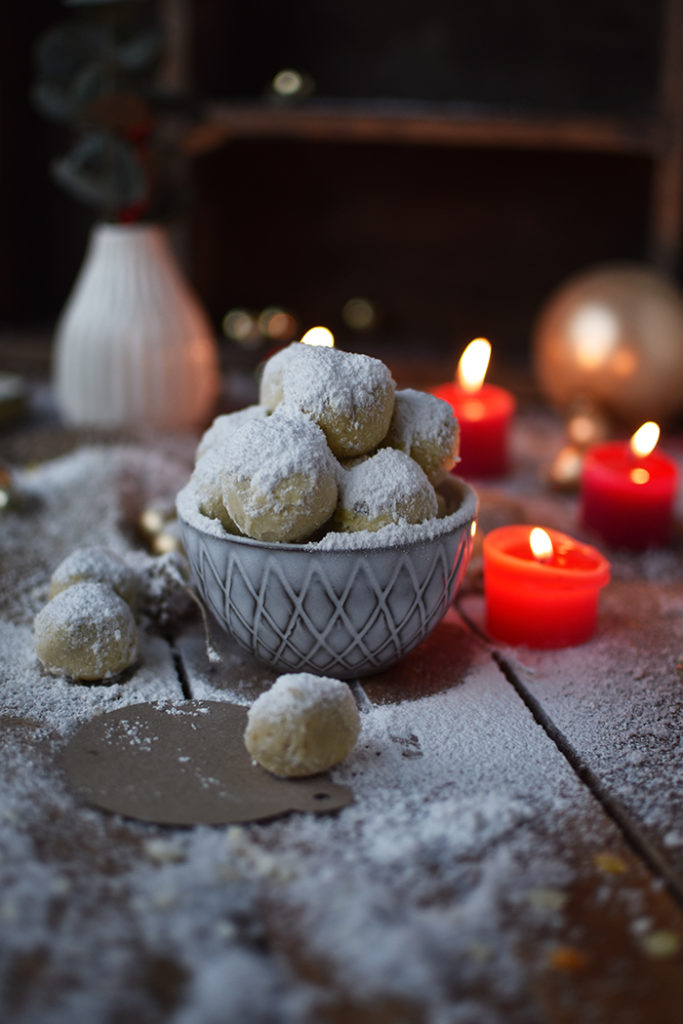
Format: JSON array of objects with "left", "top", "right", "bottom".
[
  {"left": 300, "top": 326, "right": 335, "bottom": 347},
  {"left": 529, "top": 527, "right": 554, "bottom": 562},
  {"left": 457, "top": 337, "right": 491, "bottom": 393},
  {"left": 630, "top": 421, "right": 660, "bottom": 459}
]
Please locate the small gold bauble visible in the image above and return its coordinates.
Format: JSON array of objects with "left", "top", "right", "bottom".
[
  {"left": 546, "top": 444, "right": 584, "bottom": 491},
  {"left": 138, "top": 502, "right": 182, "bottom": 555},
  {"left": 565, "top": 399, "right": 610, "bottom": 449},
  {"left": 533, "top": 264, "right": 683, "bottom": 427}
]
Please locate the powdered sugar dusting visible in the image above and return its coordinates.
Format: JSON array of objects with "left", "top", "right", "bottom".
[
  {"left": 258, "top": 341, "right": 304, "bottom": 410},
  {"left": 48, "top": 546, "right": 136, "bottom": 602},
  {"left": 244, "top": 672, "right": 360, "bottom": 776},
  {"left": 177, "top": 470, "right": 477, "bottom": 550},
  {"left": 2, "top": 618, "right": 180, "bottom": 729},
  {"left": 1, "top": 445, "right": 192, "bottom": 623},
  {"left": 248, "top": 672, "right": 354, "bottom": 720},
  {"left": 34, "top": 581, "right": 138, "bottom": 680},
  {"left": 222, "top": 407, "right": 335, "bottom": 492},
  {"left": 389, "top": 387, "right": 457, "bottom": 453},
  {"left": 336, "top": 447, "right": 437, "bottom": 521},
  {"left": 0, "top": 443, "right": 189, "bottom": 718},
  {"left": 281, "top": 344, "right": 394, "bottom": 420},
  {"left": 2, "top": 441, "right": 683, "bottom": 1021},
  {"left": 471, "top": 575, "right": 683, "bottom": 875},
  {"left": 196, "top": 404, "right": 267, "bottom": 459}
]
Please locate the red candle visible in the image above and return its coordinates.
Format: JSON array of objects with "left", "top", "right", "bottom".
[
  {"left": 432, "top": 338, "right": 516, "bottom": 477},
  {"left": 483, "top": 525, "right": 610, "bottom": 648},
  {"left": 580, "top": 422, "right": 679, "bottom": 549}
]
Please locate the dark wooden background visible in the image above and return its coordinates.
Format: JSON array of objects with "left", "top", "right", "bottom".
[
  {"left": 194, "top": 0, "right": 659, "bottom": 112},
  {"left": 0, "top": 0, "right": 675, "bottom": 371}
]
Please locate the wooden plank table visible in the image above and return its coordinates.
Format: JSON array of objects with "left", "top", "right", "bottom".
[{"left": 1, "top": 411, "right": 683, "bottom": 1024}]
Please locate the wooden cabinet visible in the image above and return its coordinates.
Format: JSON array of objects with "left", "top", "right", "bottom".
[
  {"left": 2, "top": 1, "right": 681, "bottom": 369},
  {"left": 174, "top": 0, "right": 683, "bottom": 272},
  {"left": 160, "top": 0, "right": 683, "bottom": 363}
]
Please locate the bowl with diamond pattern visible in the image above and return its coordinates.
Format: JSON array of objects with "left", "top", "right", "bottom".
[{"left": 177, "top": 475, "right": 477, "bottom": 679}]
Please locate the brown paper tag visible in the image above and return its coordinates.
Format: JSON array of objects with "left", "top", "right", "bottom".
[{"left": 62, "top": 700, "right": 353, "bottom": 826}]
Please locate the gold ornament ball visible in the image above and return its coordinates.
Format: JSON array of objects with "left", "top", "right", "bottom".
[{"left": 533, "top": 264, "right": 683, "bottom": 427}]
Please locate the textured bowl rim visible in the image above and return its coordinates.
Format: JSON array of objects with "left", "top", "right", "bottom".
[{"left": 177, "top": 475, "right": 478, "bottom": 554}]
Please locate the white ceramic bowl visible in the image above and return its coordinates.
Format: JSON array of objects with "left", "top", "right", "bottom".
[{"left": 177, "top": 476, "right": 477, "bottom": 679}]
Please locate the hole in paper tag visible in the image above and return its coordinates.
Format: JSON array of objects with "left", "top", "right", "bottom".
[{"left": 62, "top": 700, "right": 353, "bottom": 826}]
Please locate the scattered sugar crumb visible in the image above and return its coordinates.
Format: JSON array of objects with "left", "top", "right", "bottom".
[{"left": 1, "top": 442, "right": 682, "bottom": 1022}]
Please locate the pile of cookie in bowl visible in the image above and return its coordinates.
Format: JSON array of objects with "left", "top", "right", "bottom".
[{"left": 177, "top": 342, "right": 478, "bottom": 686}]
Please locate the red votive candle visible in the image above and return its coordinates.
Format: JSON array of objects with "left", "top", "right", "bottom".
[
  {"left": 580, "top": 423, "right": 679, "bottom": 549},
  {"left": 432, "top": 337, "right": 516, "bottom": 477},
  {"left": 483, "top": 525, "right": 610, "bottom": 648},
  {"left": 433, "top": 381, "right": 516, "bottom": 477}
]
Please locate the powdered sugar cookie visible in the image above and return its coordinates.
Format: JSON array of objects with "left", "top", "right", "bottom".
[
  {"left": 280, "top": 345, "right": 395, "bottom": 458},
  {"left": 190, "top": 449, "right": 241, "bottom": 534},
  {"left": 332, "top": 448, "right": 438, "bottom": 533},
  {"left": 134, "top": 550, "right": 195, "bottom": 631},
  {"left": 196, "top": 404, "right": 268, "bottom": 459},
  {"left": 34, "top": 582, "right": 138, "bottom": 681},
  {"left": 384, "top": 389, "right": 460, "bottom": 482},
  {"left": 49, "top": 546, "right": 138, "bottom": 608},
  {"left": 258, "top": 342, "right": 304, "bottom": 412},
  {"left": 244, "top": 673, "right": 361, "bottom": 777},
  {"left": 221, "top": 409, "right": 338, "bottom": 542}
]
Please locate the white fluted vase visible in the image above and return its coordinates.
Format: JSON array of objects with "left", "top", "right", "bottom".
[{"left": 54, "top": 223, "right": 220, "bottom": 431}]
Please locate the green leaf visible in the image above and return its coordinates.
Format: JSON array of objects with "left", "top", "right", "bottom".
[
  {"left": 31, "top": 82, "right": 79, "bottom": 122},
  {"left": 72, "top": 61, "right": 110, "bottom": 106},
  {"left": 34, "top": 25, "right": 110, "bottom": 85},
  {"left": 51, "top": 132, "right": 147, "bottom": 213},
  {"left": 115, "top": 28, "right": 163, "bottom": 71}
]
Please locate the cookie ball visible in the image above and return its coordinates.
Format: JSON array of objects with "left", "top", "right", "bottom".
[
  {"left": 244, "top": 673, "right": 361, "bottom": 777},
  {"left": 332, "top": 448, "right": 438, "bottom": 533},
  {"left": 190, "top": 450, "right": 242, "bottom": 534},
  {"left": 34, "top": 582, "right": 138, "bottom": 681},
  {"left": 49, "top": 546, "right": 138, "bottom": 608},
  {"left": 136, "top": 550, "right": 195, "bottom": 631},
  {"left": 258, "top": 343, "right": 304, "bottom": 412},
  {"left": 281, "top": 345, "right": 395, "bottom": 458},
  {"left": 221, "top": 409, "right": 338, "bottom": 543},
  {"left": 384, "top": 389, "right": 460, "bottom": 482},
  {"left": 196, "top": 405, "right": 268, "bottom": 460}
]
